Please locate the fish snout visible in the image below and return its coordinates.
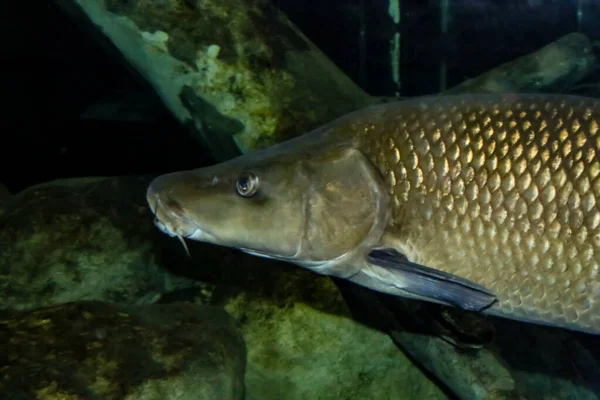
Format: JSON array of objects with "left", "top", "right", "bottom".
[{"left": 146, "top": 183, "right": 199, "bottom": 239}]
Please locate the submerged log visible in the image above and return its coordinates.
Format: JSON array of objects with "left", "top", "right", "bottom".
[
  {"left": 56, "top": 0, "right": 374, "bottom": 160},
  {"left": 445, "top": 32, "right": 597, "bottom": 94}
]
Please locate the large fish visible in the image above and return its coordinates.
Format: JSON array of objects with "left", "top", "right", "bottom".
[{"left": 147, "top": 94, "right": 600, "bottom": 334}]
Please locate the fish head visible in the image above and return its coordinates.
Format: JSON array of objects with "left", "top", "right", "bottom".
[{"left": 147, "top": 142, "right": 389, "bottom": 274}]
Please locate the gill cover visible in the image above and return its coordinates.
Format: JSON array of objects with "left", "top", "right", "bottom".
[{"left": 299, "top": 148, "right": 389, "bottom": 266}]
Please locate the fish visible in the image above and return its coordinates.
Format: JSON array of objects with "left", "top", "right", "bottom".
[{"left": 147, "top": 93, "right": 600, "bottom": 335}]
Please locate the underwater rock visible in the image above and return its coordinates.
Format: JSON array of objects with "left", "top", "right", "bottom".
[
  {"left": 390, "top": 330, "right": 518, "bottom": 400},
  {"left": 339, "top": 277, "right": 600, "bottom": 400},
  {"left": 492, "top": 319, "right": 600, "bottom": 400},
  {"left": 56, "top": 0, "right": 373, "bottom": 159},
  {"left": 0, "top": 300, "right": 246, "bottom": 400},
  {"left": 0, "top": 176, "right": 194, "bottom": 311},
  {"left": 445, "top": 32, "right": 597, "bottom": 94},
  {"left": 337, "top": 282, "right": 522, "bottom": 400},
  {"left": 0, "top": 174, "right": 446, "bottom": 399},
  {"left": 228, "top": 293, "right": 446, "bottom": 400},
  {"left": 390, "top": 305, "right": 600, "bottom": 400},
  {"left": 157, "top": 241, "right": 448, "bottom": 400}
]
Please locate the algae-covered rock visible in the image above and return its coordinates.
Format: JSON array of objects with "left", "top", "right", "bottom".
[
  {"left": 156, "top": 239, "right": 449, "bottom": 400},
  {"left": 0, "top": 301, "right": 246, "bottom": 400},
  {"left": 229, "top": 296, "right": 447, "bottom": 400},
  {"left": 160, "top": 269, "right": 448, "bottom": 400},
  {"left": 337, "top": 282, "right": 521, "bottom": 400},
  {"left": 0, "top": 176, "right": 194, "bottom": 311},
  {"left": 57, "top": 0, "right": 373, "bottom": 159}
]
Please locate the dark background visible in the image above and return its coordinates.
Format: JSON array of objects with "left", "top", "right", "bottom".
[{"left": 1, "top": 0, "right": 599, "bottom": 193}]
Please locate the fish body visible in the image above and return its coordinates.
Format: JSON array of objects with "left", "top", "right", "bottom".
[{"left": 147, "top": 94, "right": 600, "bottom": 334}]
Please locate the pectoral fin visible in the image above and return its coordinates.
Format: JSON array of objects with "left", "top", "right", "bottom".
[{"left": 366, "top": 248, "right": 497, "bottom": 311}]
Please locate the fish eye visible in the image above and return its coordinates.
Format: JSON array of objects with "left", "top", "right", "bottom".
[{"left": 235, "top": 172, "right": 259, "bottom": 197}]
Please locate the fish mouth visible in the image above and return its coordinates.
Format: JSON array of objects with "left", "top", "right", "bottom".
[
  {"left": 148, "top": 192, "right": 217, "bottom": 255},
  {"left": 149, "top": 196, "right": 196, "bottom": 237},
  {"left": 153, "top": 216, "right": 196, "bottom": 239}
]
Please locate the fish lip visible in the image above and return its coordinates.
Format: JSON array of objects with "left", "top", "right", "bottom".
[
  {"left": 154, "top": 216, "right": 217, "bottom": 242},
  {"left": 153, "top": 211, "right": 203, "bottom": 238},
  {"left": 149, "top": 194, "right": 208, "bottom": 240},
  {"left": 186, "top": 226, "right": 218, "bottom": 242},
  {"left": 154, "top": 217, "right": 183, "bottom": 238},
  {"left": 154, "top": 218, "right": 174, "bottom": 237}
]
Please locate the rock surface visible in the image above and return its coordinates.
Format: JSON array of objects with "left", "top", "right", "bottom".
[
  {"left": 219, "top": 280, "right": 446, "bottom": 400},
  {"left": 0, "top": 176, "right": 194, "bottom": 311},
  {"left": 158, "top": 238, "right": 450, "bottom": 400},
  {"left": 0, "top": 301, "right": 246, "bottom": 400},
  {"left": 0, "top": 176, "right": 447, "bottom": 400}
]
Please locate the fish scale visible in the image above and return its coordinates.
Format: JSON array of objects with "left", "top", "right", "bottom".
[{"left": 353, "top": 95, "right": 600, "bottom": 332}]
